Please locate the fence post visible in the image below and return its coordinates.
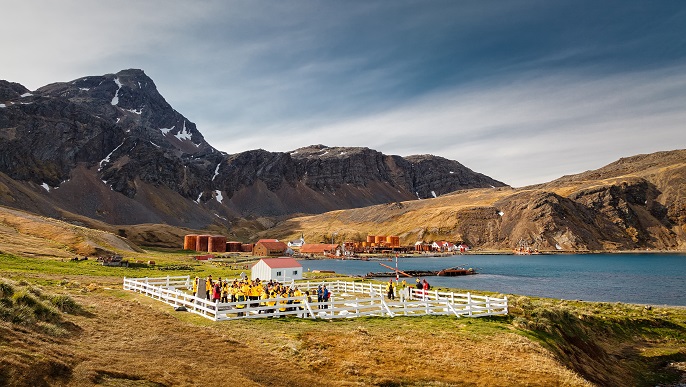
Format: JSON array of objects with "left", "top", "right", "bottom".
[
  {"left": 434, "top": 289, "right": 439, "bottom": 300},
  {"left": 486, "top": 296, "right": 491, "bottom": 315},
  {"left": 504, "top": 296, "right": 508, "bottom": 314},
  {"left": 380, "top": 297, "right": 394, "bottom": 318},
  {"left": 303, "top": 297, "right": 316, "bottom": 319},
  {"left": 214, "top": 301, "right": 219, "bottom": 321},
  {"left": 450, "top": 291, "right": 455, "bottom": 304},
  {"left": 467, "top": 292, "right": 473, "bottom": 317}
]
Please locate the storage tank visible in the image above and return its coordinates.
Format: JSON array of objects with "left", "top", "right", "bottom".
[
  {"left": 208, "top": 235, "right": 227, "bottom": 252},
  {"left": 226, "top": 241, "right": 242, "bottom": 252},
  {"left": 390, "top": 236, "right": 400, "bottom": 247},
  {"left": 196, "top": 235, "right": 210, "bottom": 252},
  {"left": 366, "top": 235, "right": 375, "bottom": 244},
  {"left": 375, "top": 235, "right": 385, "bottom": 244},
  {"left": 183, "top": 235, "right": 198, "bottom": 250},
  {"left": 241, "top": 243, "right": 254, "bottom": 252}
]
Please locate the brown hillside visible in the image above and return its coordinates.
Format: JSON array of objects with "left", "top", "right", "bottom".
[
  {"left": 262, "top": 149, "right": 686, "bottom": 252},
  {"left": 0, "top": 206, "right": 142, "bottom": 258}
]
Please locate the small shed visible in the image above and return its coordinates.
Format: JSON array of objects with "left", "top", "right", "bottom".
[{"left": 251, "top": 258, "right": 303, "bottom": 282}]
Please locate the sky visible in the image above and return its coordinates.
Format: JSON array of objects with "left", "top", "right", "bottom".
[{"left": 2, "top": 0, "right": 685, "bottom": 187}]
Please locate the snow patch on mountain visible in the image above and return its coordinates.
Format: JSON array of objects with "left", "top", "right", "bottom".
[
  {"left": 160, "top": 126, "right": 174, "bottom": 135},
  {"left": 175, "top": 120, "right": 192, "bottom": 142},
  {"left": 212, "top": 162, "right": 221, "bottom": 181},
  {"left": 99, "top": 141, "right": 125, "bottom": 170},
  {"left": 111, "top": 78, "right": 122, "bottom": 106}
]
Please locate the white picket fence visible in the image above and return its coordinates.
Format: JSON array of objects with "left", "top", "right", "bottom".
[{"left": 123, "top": 276, "right": 508, "bottom": 321}]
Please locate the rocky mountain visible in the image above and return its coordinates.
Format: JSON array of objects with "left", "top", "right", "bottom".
[
  {"left": 0, "top": 69, "right": 506, "bottom": 230},
  {"left": 263, "top": 149, "right": 686, "bottom": 252}
]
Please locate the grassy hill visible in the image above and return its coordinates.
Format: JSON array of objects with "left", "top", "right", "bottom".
[{"left": 262, "top": 149, "right": 686, "bottom": 252}]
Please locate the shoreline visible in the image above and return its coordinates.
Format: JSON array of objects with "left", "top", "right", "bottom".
[{"left": 297, "top": 249, "right": 686, "bottom": 260}]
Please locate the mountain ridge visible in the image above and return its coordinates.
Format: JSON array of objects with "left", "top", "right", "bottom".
[{"left": 0, "top": 69, "right": 506, "bottom": 229}]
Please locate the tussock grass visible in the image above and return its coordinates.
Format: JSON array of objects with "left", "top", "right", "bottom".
[
  {"left": 509, "top": 296, "right": 686, "bottom": 386},
  {"left": 0, "top": 278, "right": 83, "bottom": 331}
]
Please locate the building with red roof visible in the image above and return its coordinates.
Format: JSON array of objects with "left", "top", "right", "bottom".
[
  {"left": 253, "top": 240, "right": 288, "bottom": 257},
  {"left": 251, "top": 257, "right": 303, "bottom": 281},
  {"left": 300, "top": 243, "right": 341, "bottom": 257}
]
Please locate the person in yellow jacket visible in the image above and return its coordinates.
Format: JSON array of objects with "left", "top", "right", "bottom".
[
  {"left": 259, "top": 288, "right": 269, "bottom": 314},
  {"left": 277, "top": 291, "right": 287, "bottom": 316},
  {"left": 192, "top": 277, "right": 198, "bottom": 297},
  {"left": 235, "top": 286, "right": 246, "bottom": 317},
  {"left": 205, "top": 276, "right": 214, "bottom": 300},
  {"left": 249, "top": 282, "right": 260, "bottom": 308},
  {"left": 266, "top": 289, "right": 277, "bottom": 316},
  {"left": 221, "top": 281, "right": 229, "bottom": 303},
  {"left": 293, "top": 287, "right": 303, "bottom": 317}
]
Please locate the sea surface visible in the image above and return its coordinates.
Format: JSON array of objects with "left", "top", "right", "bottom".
[{"left": 298, "top": 253, "right": 686, "bottom": 306}]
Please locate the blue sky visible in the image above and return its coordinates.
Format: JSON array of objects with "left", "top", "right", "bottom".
[{"left": 2, "top": 1, "right": 685, "bottom": 187}]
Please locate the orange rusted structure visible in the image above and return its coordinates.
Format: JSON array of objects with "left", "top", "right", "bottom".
[
  {"left": 196, "top": 235, "right": 210, "bottom": 252},
  {"left": 184, "top": 234, "right": 198, "bottom": 250},
  {"left": 226, "top": 241, "right": 242, "bottom": 252},
  {"left": 208, "top": 235, "right": 227, "bottom": 252}
]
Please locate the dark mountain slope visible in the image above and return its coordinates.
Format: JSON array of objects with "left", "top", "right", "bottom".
[{"left": 0, "top": 70, "right": 506, "bottom": 226}]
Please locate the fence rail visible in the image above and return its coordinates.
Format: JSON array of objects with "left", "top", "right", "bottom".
[{"left": 123, "top": 276, "right": 507, "bottom": 321}]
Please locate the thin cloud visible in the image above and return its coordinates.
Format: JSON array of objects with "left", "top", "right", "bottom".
[
  {"left": 2, "top": 1, "right": 685, "bottom": 188},
  {"left": 207, "top": 65, "right": 686, "bottom": 187}
]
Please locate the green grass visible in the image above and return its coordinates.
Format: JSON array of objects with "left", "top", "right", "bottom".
[
  {"left": 509, "top": 296, "right": 686, "bottom": 386},
  {"left": 2, "top": 250, "right": 685, "bottom": 386},
  {"left": 0, "top": 277, "right": 84, "bottom": 333},
  {"left": 0, "top": 253, "right": 246, "bottom": 280}
]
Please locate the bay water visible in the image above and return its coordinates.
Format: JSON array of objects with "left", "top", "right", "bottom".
[{"left": 298, "top": 253, "right": 686, "bottom": 306}]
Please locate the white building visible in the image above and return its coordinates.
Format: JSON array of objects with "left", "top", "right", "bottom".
[
  {"left": 251, "top": 257, "right": 303, "bottom": 282},
  {"left": 287, "top": 233, "right": 306, "bottom": 248}
]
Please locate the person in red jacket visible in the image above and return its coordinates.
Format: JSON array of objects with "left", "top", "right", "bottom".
[{"left": 212, "top": 281, "right": 221, "bottom": 302}]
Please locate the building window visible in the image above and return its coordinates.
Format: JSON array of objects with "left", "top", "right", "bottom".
[
  {"left": 276, "top": 271, "right": 282, "bottom": 277},
  {"left": 293, "top": 270, "right": 298, "bottom": 276}
]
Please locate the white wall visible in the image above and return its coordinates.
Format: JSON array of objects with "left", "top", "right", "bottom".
[{"left": 251, "top": 261, "right": 303, "bottom": 282}]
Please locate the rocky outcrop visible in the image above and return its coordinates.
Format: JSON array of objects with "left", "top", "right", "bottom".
[{"left": 0, "top": 70, "right": 506, "bottom": 225}]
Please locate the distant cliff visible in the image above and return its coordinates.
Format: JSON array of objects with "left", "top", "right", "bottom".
[
  {"left": 264, "top": 149, "right": 686, "bottom": 252},
  {"left": 0, "top": 69, "right": 506, "bottom": 228}
]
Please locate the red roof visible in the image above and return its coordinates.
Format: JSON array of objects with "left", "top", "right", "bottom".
[
  {"left": 255, "top": 241, "right": 288, "bottom": 251},
  {"left": 255, "top": 258, "right": 302, "bottom": 269}
]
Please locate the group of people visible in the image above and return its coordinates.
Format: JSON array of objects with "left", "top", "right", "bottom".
[
  {"left": 315, "top": 284, "right": 331, "bottom": 308},
  {"left": 385, "top": 278, "right": 431, "bottom": 300},
  {"left": 192, "top": 275, "right": 324, "bottom": 316}
]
